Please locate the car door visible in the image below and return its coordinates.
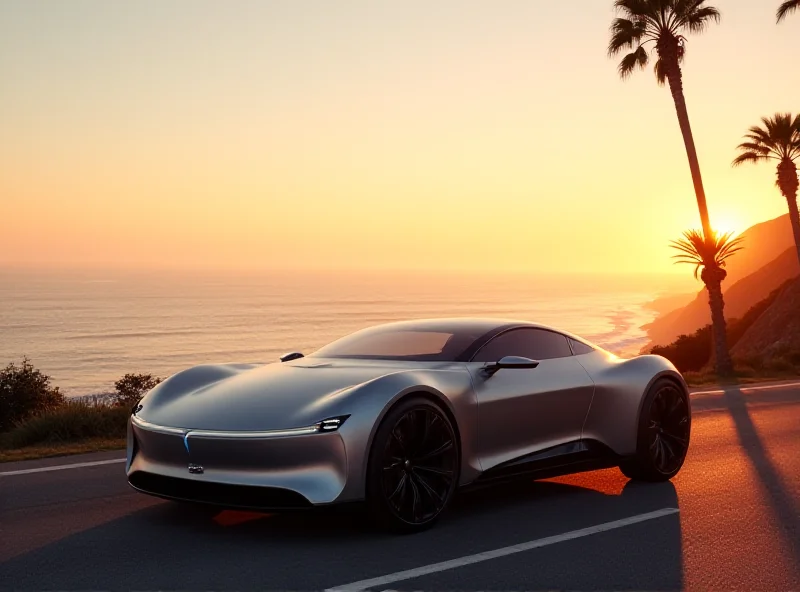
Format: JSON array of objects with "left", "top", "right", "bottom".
[{"left": 467, "top": 328, "right": 595, "bottom": 471}]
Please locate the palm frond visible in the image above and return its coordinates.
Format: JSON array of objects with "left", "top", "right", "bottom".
[
  {"left": 679, "top": 5, "right": 722, "bottom": 33},
  {"left": 762, "top": 114, "right": 778, "bottom": 137},
  {"left": 736, "top": 141, "right": 772, "bottom": 155},
  {"left": 669, "top": 229, "right": 744, "bottom": 279},
  {"left": 653, "top": 56, "right": 668, "bottom": 85},
  {"left": 614, "top": 0, "right": 657, "bottom": 19},
  {"left": 742, "top": 135, "right": 776, "bottom": 153},
  {"left": 618, "top": 46, "right": 650, "bottom": 78},
  {"left": 733, "top": 112, "right": 800, "bottom": 167},
  {"left": 717, "top": 235, "right": 745, "bottom": 260},
  {"left": 732, "top": 151, "right": 772, "bottom": 167},
  {"left": 777, "top": 0, "right": 800, "bottom": 23},
  {"left": 744, "top": 126, "right": 774, "bottom": 147},
  {"left": 608, "top": 18, "right": 647, "bottom": 56}
]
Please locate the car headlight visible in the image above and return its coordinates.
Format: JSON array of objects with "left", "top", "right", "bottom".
[{"left": 316, "top": 415, "right": 350, "bottom": 432}]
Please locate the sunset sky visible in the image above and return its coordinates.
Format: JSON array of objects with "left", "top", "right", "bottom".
[{"left": 1, "top": 0, "right": 796, "bottom": 275}]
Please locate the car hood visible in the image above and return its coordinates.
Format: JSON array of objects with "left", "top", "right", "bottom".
[{"left": 136, "top": 358, "right": 457, "bottom": 431}]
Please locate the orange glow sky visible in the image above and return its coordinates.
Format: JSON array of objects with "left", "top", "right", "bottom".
[{"left": 0, "top": 0, "right": 796, "bottom": 274}]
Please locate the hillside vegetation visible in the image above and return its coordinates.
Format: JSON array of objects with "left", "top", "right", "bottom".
[
  {"left": 733, "top": 278, "right": 800, "bottom": 360},
  {"left": 650, "top": 279, "right": 800, "bottom": 376}
]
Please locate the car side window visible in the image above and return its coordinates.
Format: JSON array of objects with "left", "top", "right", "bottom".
[
  {"left": 472, "top": 329, "right": 573, "bottom": 362},
  {"left": 569, "top": 338, "right": 595, "bottom": 355}
]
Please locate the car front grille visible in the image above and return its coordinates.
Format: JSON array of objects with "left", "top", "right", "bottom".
[{"left": 128, "top": 471, "right": 313, "bottom": 509}]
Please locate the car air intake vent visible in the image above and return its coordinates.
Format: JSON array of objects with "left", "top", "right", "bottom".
[{"left": 128, "top": 472, "right": 312, "bottom": 509}]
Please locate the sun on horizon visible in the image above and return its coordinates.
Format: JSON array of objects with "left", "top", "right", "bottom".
[{"left": 709, "top": 212, "right": 746, "bottom": 236}]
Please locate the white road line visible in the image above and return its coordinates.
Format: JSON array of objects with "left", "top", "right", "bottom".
[
  {"left": 326, "top": 507, "right": 680, "bottom": 592},
  {"left": 739, "top": 381, "right": 800, "bottom": 392},
  {"left": 691, "top": 389, "right": 725, "bottom": 396},
  {"left": 0, "top": 458, "right": 126, "bottom": 477},
  {"left": 693, "top": 380, "right": 800, "bottom": 396}
]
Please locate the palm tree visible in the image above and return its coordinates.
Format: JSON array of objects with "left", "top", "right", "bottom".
[
  {"left": 733, "top": 113, "right": 800, "bottom": 266},
  {"left": 608, "top": 0, "right": 721, "bottom": 242},
  {"left": 670, "top": 230, "right": 745, "bottom": 376},
  {"left": 608, "top": 1, "right": 739, "bottom": 376},
  {"left": 778, "top": 0, "right": 800, "bottom": 22}
]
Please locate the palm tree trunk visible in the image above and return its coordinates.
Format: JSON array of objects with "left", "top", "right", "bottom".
[
  {"left": 786, "top": 195, "right": 800, "bottom": 268},
  {"left": 659, "top": 40, "right": 714, "bottom": 242},
  {"left": 704, "top": 271, "right": 734, "bottom": 377},
  {"left": 777, "top": 158, "right": 800, "bottom": 267}
]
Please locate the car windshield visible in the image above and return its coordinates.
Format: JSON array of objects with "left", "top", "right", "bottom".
[{"left": 310, "top": 326, "right": 480, "bottom": 361}]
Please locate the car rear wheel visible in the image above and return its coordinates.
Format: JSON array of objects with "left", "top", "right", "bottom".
[
  {"left": 620, "top": 378, "right": 691, "bottom": 482},
  {"left": 366, "top": 397, "right": 459, "bottom": 533}
]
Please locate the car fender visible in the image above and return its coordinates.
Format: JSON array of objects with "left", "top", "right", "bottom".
[
  {"left": 577, "top": 352, "right": 686, "bottom": 456},
  {"left": 330, "top": 366, "right": 480, "bottom": 502}
]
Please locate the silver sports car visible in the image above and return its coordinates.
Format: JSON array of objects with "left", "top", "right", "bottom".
[{"left": 127, "top": 318, "right": 691, "bottom": 532}]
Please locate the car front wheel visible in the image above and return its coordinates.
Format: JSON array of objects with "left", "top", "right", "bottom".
[{"left": 366, "top": 397, "right": 459, "bottom": 533}]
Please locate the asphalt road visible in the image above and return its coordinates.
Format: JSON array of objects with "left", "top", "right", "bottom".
[{"left": 1, "top": 381, "right": 799, "bottom": 591}]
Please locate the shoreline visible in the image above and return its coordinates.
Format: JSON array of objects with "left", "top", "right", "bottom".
[{"left": 3, "top": 269, "right": 678, "bottom": 397}]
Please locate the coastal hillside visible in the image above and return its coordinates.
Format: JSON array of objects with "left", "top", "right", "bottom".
[
  {"left": 733, "top": 278, "right": 800, "bottom": 359},
  {"left": 644, "top": 214, "right": 798, "bottom": 347},
  {"left": 719, "top": 214, "right": 796, "bottom": 286},
  {"left": 645, "top": 247, "right": 799, "bottom": 346}
]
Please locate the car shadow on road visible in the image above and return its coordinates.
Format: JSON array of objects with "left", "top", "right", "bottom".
[
  {"left": 723, "top": 386, "right": 800, "bottom": 568},
  {"left": 0, "top": 471, "right": 684, "bottom": 591}
]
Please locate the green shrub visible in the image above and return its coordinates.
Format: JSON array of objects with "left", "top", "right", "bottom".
[
  {"left": 651, "top": 327, "right": 712, "bottom": 372},
  {"left": 0, "top": 358, "right": 64, "bottom": 432},
  {"left": 3, "top": 402, "right": 129, "bottom": 448},
  {"left": 114, "top": 373, "right": 162, "bottom": 408}
]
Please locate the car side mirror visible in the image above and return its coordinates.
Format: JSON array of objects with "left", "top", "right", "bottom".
[
  {"left": 482, "top": 355, "right": 540, "bottom": 377},
  {"left": 280, "top": 352, "right": 305, "bottom": 363}
]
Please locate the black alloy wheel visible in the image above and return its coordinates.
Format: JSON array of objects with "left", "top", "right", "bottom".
[
  {"left": 367, "top": 398, "right": 459, "bottom": 532},
  {"left": 647, "top": 382, "right": 691, "bottom": 474},
  {"left": 621, "top": 379, "right": 691, "bottom": 482}
]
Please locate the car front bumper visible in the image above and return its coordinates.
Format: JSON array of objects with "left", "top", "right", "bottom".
[{"left": 127, "top": 415, "right": 350, "bottom": 507}]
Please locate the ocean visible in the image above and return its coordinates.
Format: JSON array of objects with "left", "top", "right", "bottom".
[{"left": 0, "top": 269, "right": 688, "bottom": 396}]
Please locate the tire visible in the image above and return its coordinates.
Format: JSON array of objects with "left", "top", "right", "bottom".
[
  {"left": 620, "top": 378, "right": 691, "bottom": 482},
  {"left": 366, "top": 397, "right": 460, "bottom": 533}
]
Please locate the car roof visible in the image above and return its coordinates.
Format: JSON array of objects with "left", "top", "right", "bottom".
[
  {"left": 370, "top": 317, "right": 593, "bottom": 347},
  {"left": 358, "top": 318, "right": 590, "bottom": 362},
  {"left": 309, "top": 317, "right": 598, "bottom": 363},
  {"left": 368, "top": 317, "right": 551, "bottom": 334}
]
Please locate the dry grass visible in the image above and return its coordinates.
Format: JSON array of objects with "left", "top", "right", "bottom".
[
  {"left": 1, "top": 401, "right": 129, "bottom": 449},
  {"left": 0, "top": 400, "right": 129, "bottom": 463},
  {"left": 0, "top": 437, "right": 126, "bottom": 463}
]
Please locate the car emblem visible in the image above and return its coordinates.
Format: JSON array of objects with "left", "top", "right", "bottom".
[{"left": 182, "top": 432, "right": 203, "bottom": 473}]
